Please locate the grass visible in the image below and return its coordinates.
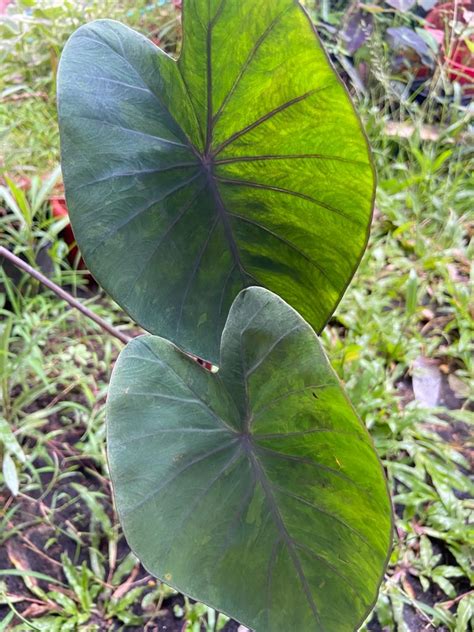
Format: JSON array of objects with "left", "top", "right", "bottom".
[
  {"left": 325, "top": 103, "right": 473, "bottom": 631},
  {"left": 1, "top": 0, "right": 473, "bottom": 630},
  {"left": 0, "top": 0, "right": 181, "bottom": 174}
]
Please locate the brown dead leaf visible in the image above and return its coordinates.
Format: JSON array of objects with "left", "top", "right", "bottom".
[
  {"left": 385, "top": 122, "right": 444, "bottom": 142},
  {"left": 402, "top": 575, "right": 417, "bottom": 599},
  {"left": 384, "top": 121, "right": 473, "bottom": 144},
  {"left": 0, "top": 91, "right": 48, "bottom": 104},
  {"left": 22, "top": 602, "right": 60, "bottom": 618},
  {"left": 420, "top": 315, "right": 453, "bottom": 334},
  {"left": 421, "top": 308, "right": 435, "bottom": 322},
  {"left": 111, "top": 564, "right": 140, "bottom": 600},
  {"left": 6, "top": 540, "right": 38, "bottom": 594},
  {"left": 46, "top": 583, "right": 76, "bottom": 600}
]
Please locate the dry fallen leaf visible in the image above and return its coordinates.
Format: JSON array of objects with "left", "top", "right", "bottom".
[
  {"left": 6, "top": 540, "right": 38, "bottom": 594},
  {"left": 22, "top": 602, "right": 60, "bottom": 618},
  {"left": 412, "top": 357, "right": 442, "bottom": 408}
]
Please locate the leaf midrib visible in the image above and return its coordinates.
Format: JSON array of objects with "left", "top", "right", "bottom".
[
  {"left": 247, "top": 449, "right": 325, "bottom": 630},
  {"left": 77, "top": 14, "right": 352, "bottom": 318},
  {"left": 73, "top": 9, "right": 366, "bottom": 359},
  {"left": 123, "top": 326, "right": 377, "bottom": 629},
  {"left": 198, "top": 0, "right": 334, "bottom": 293}
]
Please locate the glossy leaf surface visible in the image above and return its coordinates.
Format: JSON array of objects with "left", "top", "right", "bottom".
[
  {"left": 107, "top": 287, "right": 391, "bottom": 631},
  {"left": 58, "top": 0, "right": 375, "bottom": 364}
]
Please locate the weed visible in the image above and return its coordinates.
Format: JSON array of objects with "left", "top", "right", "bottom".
[{"left": 1, "top": 0, "right": 473, "bottom": 630}]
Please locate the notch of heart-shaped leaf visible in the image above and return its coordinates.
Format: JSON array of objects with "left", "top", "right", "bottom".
[
  {"left": 107, "top": 287, "right": 392, "bottom": 632},
  {"left": 57, "top": 0, "right": 375, "bottom": 364}
]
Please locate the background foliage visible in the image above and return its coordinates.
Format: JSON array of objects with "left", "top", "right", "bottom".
[{"left": 0, "top": 0, "right": 473, "bottom": 630}]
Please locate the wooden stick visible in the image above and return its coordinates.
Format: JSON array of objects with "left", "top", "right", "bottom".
[{"left": 0, "top": 246, "right": 131, "bottom": 344}]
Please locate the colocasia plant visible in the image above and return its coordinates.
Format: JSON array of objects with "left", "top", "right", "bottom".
[{"left": 57, "top": 1, "right": 392, "bottom": 629}]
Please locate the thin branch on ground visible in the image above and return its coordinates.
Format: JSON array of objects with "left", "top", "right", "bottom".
[{"left": 0, "top": 246, "right": 131, "bottom": 344}]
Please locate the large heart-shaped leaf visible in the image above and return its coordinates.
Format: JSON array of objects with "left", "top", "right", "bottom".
[
  {"left": 58, "top": 0, "right": 375, "bottom": 364},
  {"left": 107, "top": 287, "right": 392, "bottom": 631}
]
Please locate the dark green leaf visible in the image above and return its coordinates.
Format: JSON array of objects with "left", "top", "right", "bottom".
[
  {"left": 58, "top": 0, "right": 375, "bottom": 363},
  {"left": 107, "top": 287, "right": 391, "bottom": 631}
]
